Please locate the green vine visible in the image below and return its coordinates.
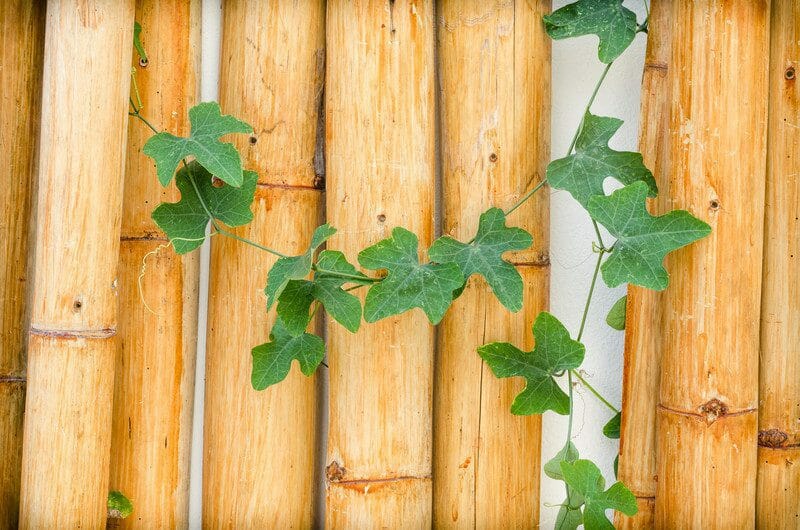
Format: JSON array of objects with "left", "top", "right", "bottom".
[{"left": 130, "top": 2, "right": 708, "bottom": 528}]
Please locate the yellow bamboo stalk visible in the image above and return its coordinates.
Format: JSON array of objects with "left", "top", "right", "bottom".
[
  {"left": 433, "top": 1, "right": 549, "bottom": 527},
  {"left": 202, "top": 1, "right": 325, "bottom": 526},
  {"left": 108, "top": 1, "right": 200, "bottom": 527},
  {"left": 757, "top": 0, "right": 800, "bottom": 525},
  {"left": 0, "top": 1, "right": 44, "bottom": 527},
  {"left": 615, "top": 2, "right": 672, "bottom": 528},
  {"left": 18, "top": 1, "right": 135, "bottom": 527},
  {"left": 324, "top": 1, "right": 435, "bottom": 526},
  {"left": 656, "top": 1, "right": 769, "bottom": 527}
]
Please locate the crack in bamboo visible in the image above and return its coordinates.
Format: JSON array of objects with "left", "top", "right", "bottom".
[{"left": 28, "top": 327, "right": 116, "bottom": 339}]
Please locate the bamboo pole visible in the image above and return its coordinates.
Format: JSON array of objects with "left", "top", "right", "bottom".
[
  {"left": 433, "top": 1, "right": 549, "bottom": 527},
  {"left": 202, "top": 1, "right": 325, "bottom": 526},
  {"left": 18, "top": 1, "right": 135, "bottom": 527},
  {"left": 757, "top": 0, "right": 800, "bottom": 525},
  {"left": 324, "top": 1, "right": 435, "bottom": 526},
  {"left": 655, "top": 1, "right": 769, "bottom": 527},
  {"left": 0, "top": 1, "right": 44, "bottom": 527},
  {"left": 108, "top": 1, "right": 200, "bottom": 527},
  {"left": 614, "top": 2, "right": 672, "bottom": 528}
]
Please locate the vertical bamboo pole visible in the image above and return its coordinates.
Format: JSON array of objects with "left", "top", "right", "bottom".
[
  {"left": 18, "top": 0, "right": 135, "bottom": 527},
  {"left": 202, "top": 1, "right": 325, "bottom": 526},
  {"left": 433, "top": 1, "right": 549, "bottom": 527},
  {"left": 108, "top": 2, "right": 200, "bottom": 527},
  {"left": 0, "top": 2, "right": 44, "bottom": 527},
  {"left": 656, "top": 1, "right": 769, "bottom": 527},
  {"left": 615, "top": 2, "right": 672, "bottom": 528},
  {"left": 325, "top": 1, "right": 435, "bottom": 526},
  {"left": 757, "top": 0, "right": 800, "bottom": 525}
]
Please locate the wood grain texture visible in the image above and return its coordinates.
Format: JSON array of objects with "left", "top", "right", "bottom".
[
  {"left": 656, "top": 1, "right": 769, "bottom": 528},
  {"left": 325, "top": 1, "right": 435, "bottom": 526},
  {"left": 757, "top": 0, "right": 800, "bottom": 526},
  {"left": 0, "top": 1, "right": 44, "bottom": 527},
  {"left": 433, "top": 1, "right": 549, "bottom": 527},
  {"left": 202, "top": 1, "right": 325, "bottom": 526},
  {"left": 109, "top": 2, "right": 200, "bottom": 527}
]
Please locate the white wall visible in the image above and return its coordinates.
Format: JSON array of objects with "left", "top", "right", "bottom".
[{"left": 190, "top": 1, "right": 648, "bottom": 527}]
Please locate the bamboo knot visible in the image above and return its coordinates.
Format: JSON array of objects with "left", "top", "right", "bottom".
[
  {"left": 326, "top": 461, "right": 346, "bottom": 482},
  {"left": 758, "top": 428, "right": 789, "bottom": 449},
  {"left": 698, "top": 398, "right": 728, "bottom": 424}
]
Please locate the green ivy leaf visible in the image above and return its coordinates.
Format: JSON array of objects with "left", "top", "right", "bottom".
[
  {"left": 547, "top": 112, "right": 657, "bottom": 209},
  {"left": 133, "top": 22, "right": 147, "bottom": 63},
  {"left": 274, "top": 280, "right": 315, "bottom": 335},
  {"left": 560, "top": 459, "right": 638, "bottom": 530},
  {"left": 358, "top": 227, "right": 464, "bottom": 324},
  {"left": 545, "top": 441, "right": 580, "bottom": 481},
  {"left": 151, "top": 161, "right": 257, "bottom": 254},
  {"left": 555, "top": 504, "right": 583, "bottom": 530},
  {"left": 107, "top": 491, "right": 133, "bottom": 519},
  {"left": 603, "top": 412, "right": 621, "bottom": 439},
  {"left": 429, "top": 207, "right": 533, "bottom": 312},
  {"left": 543, "top": 0, "right": 638, "bottom": 64},
  {"left": 477, "top": 311, "right": 585, "bottom": 415},
  {"left": 605, "top": 295, "right": 627, "bottom": 330},
  {"left": 587, "top": 182, "right": 712, "bottom": 290},
  {"left": 251, "top": 318, "right": 325, "bottom": 390},
  {"left": 143, "top": 101, "right": 252, "bottom": 187},
  {"left": 265, "top": 225, "right": 337, "bottom": 309}
]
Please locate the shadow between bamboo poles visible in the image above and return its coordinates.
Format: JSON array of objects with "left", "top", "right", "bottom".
[
  {"left": 108, "top": 1, "right": 201, "bottom": 527},
  {"left": 201, "top": 1, "right": 325, "bottom": 527},
  {"left": 324, "top": 1, "right": 436, "bottom": 526},
  {"left": 18, "top": 1, "right": 135, "bottom": 527},
  {"left": 655, "top": 1, "right": 769, "bottom": 527},
  {"left": 614, "top": 2, "right": 672, "bottom": 528},
  {"left": 757, "top": 0, "right": 800, "bottom": 526},
  {"left": 433, "top": 1, "right": 550, "bottom": 527},
  {"left": 0, "top": 2, "right": 45, "bottom": 527}
]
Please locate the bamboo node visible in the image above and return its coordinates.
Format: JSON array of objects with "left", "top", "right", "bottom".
[
  {"left": 758, "top": 428, "right": 789, "bottom": 449},
  {"left": 326, "top": 461, "right": 346, "bottom": 482},
  {"left": 698, "top": 398, "right": 728, "bottom": 424}
]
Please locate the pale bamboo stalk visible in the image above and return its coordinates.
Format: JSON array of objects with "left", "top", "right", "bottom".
[
  {"left": 0, "top": 2, "right": 44, "bottom": 527},
  {"left": 614, "top": 2, "right": 672, "bottom": 528},
  {"left": 757, "top": 0, "right": 800, "bottom": 526},
  {"left": 324, "top": 1, "right": 436, "bottom": 526},
  {"left": 433, "top": 1, "right": 549, "bottom": 527},
  {"left": 656, "top": 1, "right": 769, "bottom": 527},
  {"left": 202, "top": 1, "right": 325, "bottom": 527},
  {"left": 108, "top": 1, "right": 201, "bottom": 527},
  {"left": 18, "top": 1, "right": 135, "bottom": 527}
]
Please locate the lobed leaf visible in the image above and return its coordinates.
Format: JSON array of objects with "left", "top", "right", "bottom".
[
  {"left": 251, "top": 318, "right": 325, "bottom": 390},
  {"left": 544, "top": 441, "right": 580, "bottom": 481},
  {"left": 560, "top": 459, "right": 638, "bottom": 530}
]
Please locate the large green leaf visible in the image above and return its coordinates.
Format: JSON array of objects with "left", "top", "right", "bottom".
[
  {"left": 143, "top": 101, "right": 252, "bottom": 187},
  {"left": 151, "top": 161, "right": 257, "bottom": 254},
  {"left": 560, "top": 459, "right": 638, "bottom": 530},
  {"left": 251, "top": 318, "right": 325, "bottom": 390},
  {"left": 429, "top": 207, "right": 533, "bottom": 312},
  {"left": 358, "top": 227, "right": 464, "bottom": 324},
  {"left": 478, "top": 311, "right": 585, "bottom": 415},
  {"left": 547, "top": 112, "right": 657, "bottom": 209},
  {"left": 587, "top": 182, "right": 711, "bottom": 290},
  {"left": 543, "top": 0, "right": 638, "bottom": 64}
]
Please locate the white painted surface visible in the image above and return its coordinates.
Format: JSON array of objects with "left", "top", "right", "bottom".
[{"left": 189, "top": 1, "right": 648, "bottom": 527}]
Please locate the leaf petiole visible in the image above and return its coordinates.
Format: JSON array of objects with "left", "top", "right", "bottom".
[{"left": 571, "top": 369, "right": 620, "bottom": 414}]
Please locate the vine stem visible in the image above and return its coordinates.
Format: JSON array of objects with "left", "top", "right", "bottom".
[{"left": 571, "top": 369, "right": 620, "bottom": 415}]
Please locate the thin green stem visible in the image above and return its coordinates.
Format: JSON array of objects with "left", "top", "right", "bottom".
[
  {"left": 214, "top": 227, "right": 289, "bottom": 259},
  {"left": 312, "top": 264, "right": 379, "bottom": 283},
  {"left": 570, "top": 369, "right": 620, "bottom": 414},
  {"left": 505, "top": 178, "right": 547, "bottom": 217},
  {"left": 577, "top": 249, "right": 605, "bottom": 341},
  {"left": 129, "top": 106, "right": 160, "bottom": 136},
  {"left": 566, "top": 62, "right": 613, "bottom": 156}
]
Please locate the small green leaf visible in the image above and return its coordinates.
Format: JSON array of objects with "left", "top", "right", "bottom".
[
  {"left": 107, "top": 491, "right": 133, "bottom": 519},
  {"left": 606, "top": 295, "right": 627, "bottom": 330},
  {"left": 560, "top": 459, "right": 638, "bottom": 530},
  {"left": 545, "top": 441, "right": 580, "bottom": 481},
  {"left": 429, "top": 207, "right": 533, "bottom": 312},
  {"left": 478, "top": 311, "right": 585, "bottom": 415},
  {"left": 265, "top": 224, "right": 337, "bottom": 309},
  {"left": 151, "top": 161, "right": 257, "bottom": 254},
  {"left": 547, "top": 112, "right": 657, "bottom": 209},
  {"left": 358, "top": 227, "right": 464, "bottom": 324},
  {"left": 143, "top": 101, "right": 252, "bottom": 187},
  {"left": 251, "top": 318, "right": 325, "bottom": 390},
  {"left": 543, "top": 0, "right": 638, "bottom": 64},
  {"left": 613, "top": 455, "right": 619, "bottom": 479},
  {"left": 603, "top": 412, "right": 621, "bottom": 439},
  {"left": 555, "top": 504, "right": 583, "bottom": 530},
  {"left": 133, "top": 22, "right": 147, "bottom": 63},
  {"left": 587, "top": 182, "right": 712, "bottom": 290}
]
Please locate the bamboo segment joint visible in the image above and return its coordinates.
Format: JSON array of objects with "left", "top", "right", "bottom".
[
  {"left": 658, "top": 402, "right": 757, "bottom": 425},
  {"left": 29, "top": 327, "right": 116, "bottom": 339}
]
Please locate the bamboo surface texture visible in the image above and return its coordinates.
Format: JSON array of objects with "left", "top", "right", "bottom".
[
  {"left": 757, "top": 0, "right": 800, "bottom": 526},
  {"left": 433, "top": 1, "right": 549, "bottom": 527},
  {"left": 109, "top": 1, "right": 200, "bottom": 527},
  {"left": 656, "top": 1, "right": 769, "bottom": 528},
  {"left": 18, "top": 0, "right": 135, "bottom": 528},
  {"left": 202, "top": 1, "right": 325, "bottom": 527},
  {"left": 0, "top": 1, "right": 44, "bottom": 527},
  {"left": 615, "top": 2, "right": 671, "bottom": 528},
  {"left": 325, "top": 1, "right": 436, "bottom": 526}
]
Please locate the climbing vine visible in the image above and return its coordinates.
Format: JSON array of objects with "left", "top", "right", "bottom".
[{"left": 129, "top": 1, "right": 707, "bottom": 528}]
